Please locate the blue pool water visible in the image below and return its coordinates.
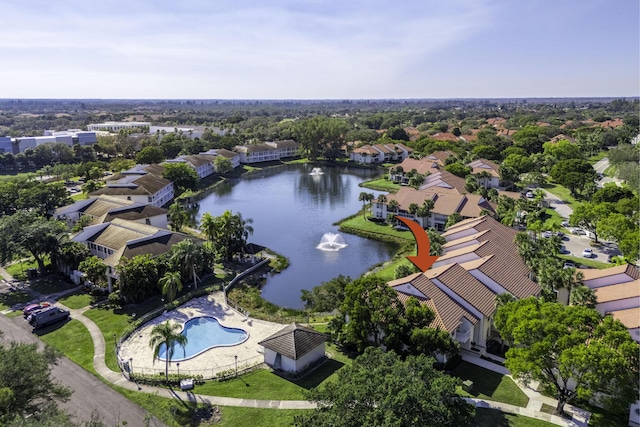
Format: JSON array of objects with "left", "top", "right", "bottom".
[{"left": 158, "top": 317, "right": 248, "bottom": 361}]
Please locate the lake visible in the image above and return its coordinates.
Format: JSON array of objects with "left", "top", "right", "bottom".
[{"left": 197, "top": 164, "right": 397, "bottom": 309}]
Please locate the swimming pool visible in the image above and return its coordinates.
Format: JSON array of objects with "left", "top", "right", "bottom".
[{"left": 158, "top": 316, "right": 249, "bottom": 361}]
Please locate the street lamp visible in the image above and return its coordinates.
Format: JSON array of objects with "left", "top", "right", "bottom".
[
  {"left": 176, "top": 362, "right": 180, "bottom": 378},
  {"left": 235, "top": 355, "right": 238, "bottom": 378}
]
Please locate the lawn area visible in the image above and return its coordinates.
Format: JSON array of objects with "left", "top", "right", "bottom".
[
  {"left": 37, "top": 319, "right": 97, "bottom": 375},
  {"left": 84, "top": 307, "right": 142, "bottom": 372},
  {"left": 30, "top": 277, "right": 76, "bottom": 295},
  {"left": 470, "top": 408, "right": 556, "bottom": 427},
  {"left": 338, "top": 215, "right": 414, "bottom": 242},
  {"left": 374, "top": 257, "right": 415, "bottom": 282},
  {"left": 541, "top": 208, "right": 565, "bottom": 230},
  {"left": 359, "top": 177, "right": 401, "bottom": 193},
  {"left": 542, "top": 183, "right": 581, "bottom": 210},
  {"left": 588, "top": 151, "right": 609, "bottom": 164},
  {"left": 4, "top": 259, "right": 41, "bottom": 280},
  {"left": 58, "top": 291, "right": 92, "bottom": 309},
  {"left": 558, "top": 254, "right": 613, "bottom": 270},
  {"left": 71, "top": 192, "right": 88, "bottom": 201},
  {"left": 216, "top": 407, "right": 301, "bottom": 427},
  {"left": 0, "top": 289, "right": 32, "bottom": 311},
  {"left": 454, "top": 361, "right": 529, "bottom": 408}
]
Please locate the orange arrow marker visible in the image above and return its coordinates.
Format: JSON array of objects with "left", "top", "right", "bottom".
[{"left": 395, "top": 216, "right": 439, "bottom": 272}]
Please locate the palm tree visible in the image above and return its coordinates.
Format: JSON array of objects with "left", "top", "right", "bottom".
[
  {"left": 408, "top": 203, "right": 420, "bottom": 220},
  {"left": 388, "top": 199, "right": 399, "bottom": 213},
  {"left": 417, "top": 199, "right": 435, "bottom": 228},
  {"left": 168, "top": 201, "right": 189, "bottom": 232},
  {"left": 170, "top": 239, "right": 203, "bottom": 288},
  {"left": 149, "top": 321, "right": 188, "bottom": 384},
  {"left": 358, "top": 192, "right": 373, "bottom": 220},
  {"left": 199, "top": 212, "right": 217, "bottom": 241},
  {"left": 159, "top": 271, "right": 183, "bottom": 303}
]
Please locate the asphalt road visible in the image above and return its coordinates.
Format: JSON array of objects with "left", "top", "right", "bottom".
[{"left": 0, "top": 313, "right": 166, "bottom": 427}]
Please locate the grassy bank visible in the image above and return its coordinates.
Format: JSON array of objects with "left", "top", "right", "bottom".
[{"left": 359, "top": 177, "right": 401, "bottom": 193}]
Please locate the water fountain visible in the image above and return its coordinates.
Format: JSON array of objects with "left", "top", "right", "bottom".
[
  {"left": 309, "top": 167, "right": 324, "bottom": 176},
  {"left": 316, "top": 232, "right": 348, "bottom": 251}
]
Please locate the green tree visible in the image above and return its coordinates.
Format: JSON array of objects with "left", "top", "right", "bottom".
[
  {"left": 135, "top": 146, "right": 164, "bottom": 164},
  {"left": 117, "top": 254, "right": 159, "bottom": 303},
  {"left": 169, "top": 238, "right": 205, "bottom": 287},
  {"left": 542, "top": 139, "right": 583, "bottom": 161},
  {"left": 149, "top": 321, "right": 188, "bottom": 384},
  {"left": 213, "top": 156, "right": 233, "bottom": 174},
  {"left": 394, "top": 262, "right": 418, "bottom": 279},
  {"left": 159, "top": 271, "right": 183, "bottom": 303},
  {"left": 293, "top": 116, "right": 349, "bottom": 160},
  {"left": 409, "top": 327, "right": 459, "bottom": 359},
  {"left": 167, "top": 201, "right": 189, "bottom": 232},
  {"left": 549, "top": 159, "right": 597, "bottom": 197},
  {"left": 162, "top": 162, "right": 198, "bottom": 194},
  {"left": 495, "top": 298, "right": 639, "bottom": 415},
  {"left": 445, "top": 212, "right": 463, "bottom": 228},
  {"left": 199, "top": 210, "right": 253, "bottom": 261},
  {"left": 570, "top": 202, "right": 612, "bottom": 243},
  {"left": 78, "top": 256, "right": 107, "bottom": 289},
  {"left": 294, "top": 347, "right": 474, "bottom": 427},
  {"left": 592, "top": 185, "right": 636, "bottom": 204},
  {"left": 17, "top": 182, "right": 71, "bottom": 218},
  {"left": 0, "top": 338, "right": 72, "bottom": 424},
  {"left": 0, "top": 212, "right": 67, "bottom": 273},
  {"left": 358, "top": 192, "right": 373, "bottom": 219},
  {"left": 502, "top": 153, "right": 535, "bottom": 175},
  {"left": 300, "top": 275, "right": 352, "bottom": 312},
  {"left": 444, "top": 162, "right": 471, "bottom": 178}
]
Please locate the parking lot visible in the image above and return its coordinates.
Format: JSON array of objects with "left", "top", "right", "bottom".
[{"left": 551, "top": 231, "right": 620, "bottom": 266}]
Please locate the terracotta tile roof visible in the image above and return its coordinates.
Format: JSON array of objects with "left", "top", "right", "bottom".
[
  {"left": 103, "top": 204, "right": 168, "bottom": 223},
  {"left": 497, "top": 190, "right": 522, "bottom": 200},
  {"left": 441, "top": 216, "right": 487, "bottom": 238},
  {"left": 430, "top": 132, "right": 460, "bottom": 142},
  {"left": 392, "top": 274, "right": 479, "bottom": 332},
  {"left": 425, "top": 263, "right": 497, "bottom": 317},
  {"left": 608, "top": 307, "right": 640, "bottom": 329},
  {"left": 352, "top": 145, "right": 380, "bottom": 155},
  {"left": 394, "top": 142, "right": 414, "bottom": 153},
  {"left": 268, "top": 139, "right": 299, "bottom": 149},
  {"left": 424, "top": 151, "right": 454, "bottom": 165},
  {"left": 442, "top": 230, "right": 491, "bottom": 249},
  {"left": 235, "top": 143, "right": 278, "bottom": 153},
  {"left": 394, "top": 158, "right": 441, "bottom": 176},
  {"left": 467, "top": 159, "right": 501, "bottom": 178},
  {"left": 258, "top": 323, "right": 327, "bottom": 360},
  {"left": 420, "top": 171, "right": 467, "bottom": 193},
  {"left": 461, "top": 252, "right": 539, "bottom": 299},
  {"left": 579, "top": 264, "right": 639, "bottom": 282},
  {"left": 594, "top": 280, "right": 640, "bottom": 303}
]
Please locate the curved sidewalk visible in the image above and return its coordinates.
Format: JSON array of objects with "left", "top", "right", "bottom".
[{"left": 56, "top": 301, "right": 587, "bottom": 426}]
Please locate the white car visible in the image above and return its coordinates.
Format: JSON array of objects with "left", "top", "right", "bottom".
[
  {"left": 525, "top": 192, "right": 535, "bottom": 199},
  {"left": 582, "top": 248, "right": 595, "bottom": 258},
  {"left": 542, "top": 231, "right": 553, "bottom": 238},
  {"left": 571, "top": 228, "right": 586, "bottom": 235},
  {"left": 561, "top": 221, "right": 570, "bottom": 227}
]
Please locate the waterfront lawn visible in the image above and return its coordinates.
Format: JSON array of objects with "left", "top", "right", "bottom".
[
  {"left": 454, "top": 361, "right": 529, "bottom": 407},
  {"left": 58, "top": 291, "right": 92, "bottom": 309},
  {"left": 374, "top": 258, "right": 416, "bottom": 282},
  {"left": 38, "top": 319, "right": 97, "bottom": 375},
  {"left": 338, "top": 215, "right": 414, "bottom": 241},
  {"left": 359, "top": 177, "right": 401, "bottom": 193}
]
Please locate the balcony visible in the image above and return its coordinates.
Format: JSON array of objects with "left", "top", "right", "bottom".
[{"left": 455, "top": 327, "right": 472, "bottom": 343}]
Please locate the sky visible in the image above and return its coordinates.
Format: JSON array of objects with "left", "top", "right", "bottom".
[{"left": 0, "top": 0, "right": 638, "bottom": 99}]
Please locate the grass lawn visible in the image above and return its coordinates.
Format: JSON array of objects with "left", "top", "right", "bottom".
[
  {"left": 5, "top": 310, "right": 23, "bottom": 318},
  {"left": 0, "top": 289, "right": 33, "bottom": 311},
  {"left": 541, "top": 209, "right": 565, "bottom": 230},
  {"left": 454, "top": 361, "right": 529, "bottom": 407},
  {"left": 4, "top": 259, "right": 40, "bottom": 280},
  {"left": 359, "top": 177, "right": 401, "bottom": 193},
  {"left": 58, "top": 291, "right": 92, "bottom": 309},
  {"left": 588, "top": 151, "right": 609, "bottom": 164},
  {"left": 71, "top": 192, "right": 88, "bottom": 201},
  {"left": 603, "top": 164, "right": 617, "bottom": 178},
  {"left": 37, "top": 319, "right": 97, "bottom": 375},
  {"left": 470, "top": 408, "right": 556, "bottom": 426},
  {"left": 31, "top": 278, "right": 76, "bottom": 295},
  {"left": 338, "top": 215, "right": 415, "bottom": 242},
  {"left": 374, "top": 257, "right": 415, "bottom": 282},
  {"left": 216, "top": 407, "right": 301, "bottom": 427},
  {"left": 558, "top": 254, "right": 613, "bottom": 270},
  {"left": 541, "top": 183, "right": 581, "bottom": 210}
]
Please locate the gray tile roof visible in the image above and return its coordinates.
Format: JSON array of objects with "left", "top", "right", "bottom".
[{"left": 258, "top": 323, "right": 327, "bottom": 360}]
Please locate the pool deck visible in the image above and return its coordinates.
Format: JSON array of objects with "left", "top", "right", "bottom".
[{"left": 117, "top": 292, "right": 284, "bottom": 378}]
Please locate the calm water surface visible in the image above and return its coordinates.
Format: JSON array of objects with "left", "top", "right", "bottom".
[{"left": 197, "top": 164, "right": 397, "bottom": 308}]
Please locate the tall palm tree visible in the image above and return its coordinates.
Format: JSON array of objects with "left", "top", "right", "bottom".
[
  {"left": 358, "top": 192, "right": 373, "bottom": 220},
  {"left": 159, "top": 271, "right": 183, "bottom": 303},
  {"left": 388, "top": 199, "right": 399, "bottom": 213},
  {"left": 149, "top": 321, "right": 188, "bottom": 384},
  {"left": 170, "top": 239, "right": 203, "bottom": 287},
  {"left": 168, "top": 201, "right": 189, "bottom": 232}
]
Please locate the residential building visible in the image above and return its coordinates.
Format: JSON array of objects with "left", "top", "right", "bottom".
[
  {"left": 372, "top": 186, "right": 495, "bottom": 231},
  {"left": 265, "top": 140, "right": 300, "bottom": 158},
  {"left": 89, "top": 164, "right": 174, "bottom": 207},
  {"left": 388, "top": 215, "right": 540, "bottom": 354},
  {"left": 54, "top": 196, "right": 168, "bottom": 229},
  {"left": 71, "top": 218, "right": 201, "bottom": 292},
  {"left": 8, "top": 130, "right": 97, "bottom": 153},
  {"left": 86, "top": 122, "right": 150, "bottom": 132},
  {"left": 578, "top": 264, "right": 640, "bottom": 342},
  {"left": 349, "top": 142, "right": 413, "bottom": 164},
  {"left": 0, "top": 136, "right": 11, "bottom": 153},
  {"left": 234, "top": 143, "right": 280, "bottom": 164},
  {"left": 467, "top": 159, "right": 501, "bottom": 188},
  {"left": 164, "top": 154, "right": 214, "bottom": 179},
  {"left": 199, "top": 149, "right": 241, "bottom": 170}
]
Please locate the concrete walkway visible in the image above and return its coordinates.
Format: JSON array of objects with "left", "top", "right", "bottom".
[{"left": 3, "top": 268, "right": 590, "bottom": 425}]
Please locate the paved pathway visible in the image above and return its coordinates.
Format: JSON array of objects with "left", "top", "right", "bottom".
[
  {"left": 541, "top": 189, "right": 574, "bottom": 219},
  {"left": 3, "top": 268, "right": 590, "bottom": 426}
]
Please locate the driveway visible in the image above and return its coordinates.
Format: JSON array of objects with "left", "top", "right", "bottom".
[
  {"left": 593, "top": 157, "right": 623, "bottom": 188},
  {"left": 541, "top": 189, "right": 573, "bottom": 219}
]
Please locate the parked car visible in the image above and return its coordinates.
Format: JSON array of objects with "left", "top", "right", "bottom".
[
  {"left": 542, "top": 231, "right": 553, "bottom": 238},
  {"left": 582, "top": 248, "right": 595, "bottom": 258},
  {"left": 563, "top": 261, "right": 575, "bottom": 269},
  {"left": 23, "top": 302, "right": 51, "bottom": 318},
  {"left": 561, "top": 221, "right": 570, "bottom": 227},
  {"left": 525, "top": 192, "right": 535, "bottom": 199},
  {"left": 559, "top": 245, "right": 569, "bottom": 254},
  {"left": 28, "top": 307, "right": 70, "bottom": 329},
  {"left": 571, "top": 228, "right": 586, "bottom": 235}
]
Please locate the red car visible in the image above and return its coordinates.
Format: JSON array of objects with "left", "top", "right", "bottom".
[{"left": 23, "top": 302, "right": 51, "bottom": 318}]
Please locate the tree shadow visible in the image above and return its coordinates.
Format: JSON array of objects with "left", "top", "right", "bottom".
[
  {"left": 32, "top": 316, "right": 72, "bottom": 336},
  {"left": 452, "top": 361, "right": 502, "bottom": 398},
  {"left": 468, "top": 407, "right": 510, "bottom": 427},
  {"left": 168, "top": 386, "right": 219, "bottom": 426},
  {"left": 273, "top": 358, "right": 345, "bottom": 390}
]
